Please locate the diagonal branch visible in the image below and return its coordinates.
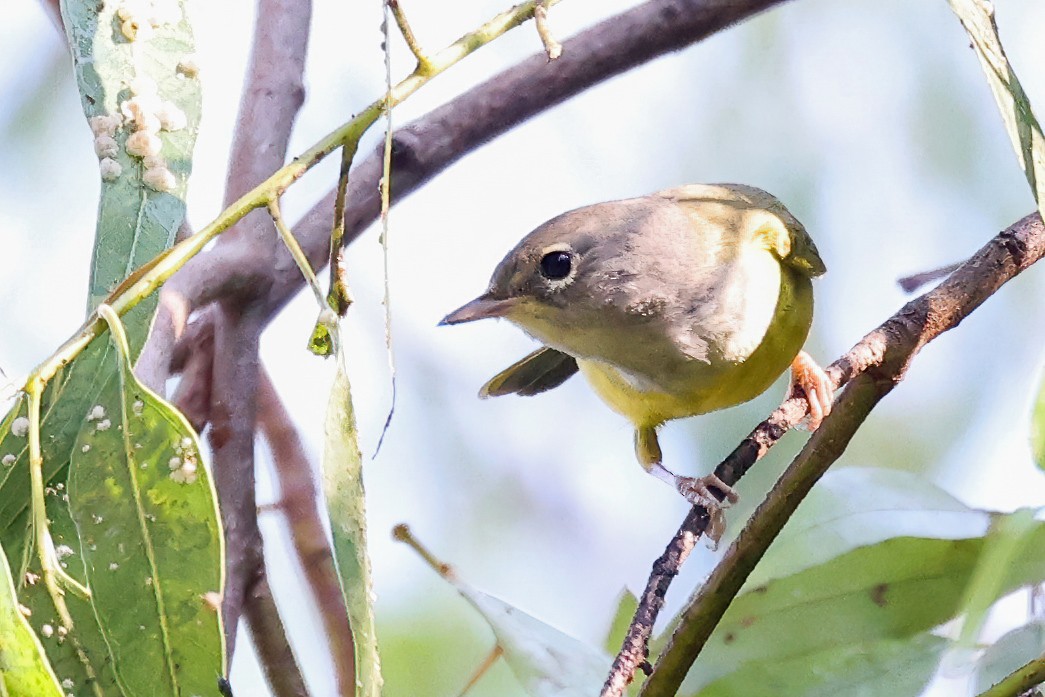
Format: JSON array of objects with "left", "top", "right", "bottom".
[
  {"left": 601, "top": 211, "right": 1045, "bottom": 696},
  {"left": 244, "top": 573, "right": 311, "bottom": 697},
  {"left": 257, "top": 369, "right": 357, "bottom": 696}
]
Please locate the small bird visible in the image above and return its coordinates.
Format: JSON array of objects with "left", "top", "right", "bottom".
[{"left": 442, "top": 184, "right": 833, "bottom": 533}]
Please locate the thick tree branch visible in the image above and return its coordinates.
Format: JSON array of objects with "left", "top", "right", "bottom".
[
  {"left": 257, "top": 369, "right": 356, "bottom": 696},
  {"left": 189, "top": 0, "right": 313, "bottom": 668},
  {"left": 602, "top": 211, "right": 1045, "bottom": 696},
  {"left": 209, "top": 305, "right": 265, "bottom": 654}
]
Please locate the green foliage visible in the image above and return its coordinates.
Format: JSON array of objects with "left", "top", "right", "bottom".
[
  {"left": 673, "top": 469, "right": 1045, "bottom": 696},
  {"left": 450, "top": 581, "right": 611, "bottom": 696},
  {"left": 689, "top": 635, "right": 946, "bottom": 697},
  {"left": 67, "top": 308, "right": 225, "bottom": 696},
  {"left": 952, "top": 508, "right": 1038, "bottom": 653},
  {"left": 947, "top": 0, "right": 1045, "bottom": 219},
  {"left": 604, "top": 589, "right": 639, "bottom": 656},
  {"left": 1033, "top": 369, "right": 1045, "bottom": 473},
  {"left": 0, "top": 540, "right": 64, "bottom": 697},
  {"left": 61, "top": 0, "right": 201, "bottom": 355},
  {"left": 324, "top": 361, "right": 382, "bottom": 696},
  {"left": 0, "top": 1, "right": 211, "bottom": 694},
  {"left": 972, "top": 621, "right": 1045, "bottom": 693}
]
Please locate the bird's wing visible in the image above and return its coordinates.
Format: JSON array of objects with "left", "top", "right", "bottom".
[
  {"left": 659, "top": 183, "right": 827, "bottom": 279},
  {"left": 479, "top": 347, "right": 579, "bottom": 398}
]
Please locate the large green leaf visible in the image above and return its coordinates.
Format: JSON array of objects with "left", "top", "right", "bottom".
[
  {"left": 741, "top": 467, "right": 989, "bottom": 589},
  {"left": 952, "top": 508, "right": 1038, "bottom": 654},
  {"left": 67, "top": 310, "right": 225, "bottom": 696},
  {"left": 0, "top": 538, "right": 64, "bottom": 697},
  {"left": 61, "top": 0, "right": 201, "bottom": 353},
  {"left": 689, "top": 635, "right": 946, "bottom": 697},
  {"left": 324, "top": 361, "right": 382, "bottom": 696},
  {"left": 666, "top": 469, "right": 1045, "bottom": 694},
  {"left": 947, "top": 0, "right": 1045, "bottom": 217},
  {"left": 0, "top": 2, "right": 203, "bottom": 689},
  {"left": 450, "top": 583, "right": 611, "bottom": 697},
  {"left": 17, "top": 483, "right": 123, "bottom": 697}
]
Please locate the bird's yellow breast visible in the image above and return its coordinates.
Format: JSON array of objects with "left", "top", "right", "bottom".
[{"left": 576, "top": 264, "right": 813, "bottom": 430}]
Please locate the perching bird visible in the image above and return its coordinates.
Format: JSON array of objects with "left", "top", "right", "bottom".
[{"left": 441, "top": 184, "right": 832, "bottom": 533}]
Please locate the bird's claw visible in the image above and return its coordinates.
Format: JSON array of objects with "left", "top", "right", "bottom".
[
  {"left": 674, "top": 474, "right": 739, "bottom": 548},
  {"left": 789, "top": 351, "right": 834, "bottom": 431}
]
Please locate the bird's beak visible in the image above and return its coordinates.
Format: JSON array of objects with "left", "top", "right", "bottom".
[{"left": 439, "top": 294, "right": 519, "bottom": 325}]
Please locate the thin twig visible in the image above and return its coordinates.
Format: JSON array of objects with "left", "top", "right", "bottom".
[
  {"left": 601, "top": 211, "right": 1045, "bottom": 696},
  {"left": 897, "top": 261, "right": 961, "bottom": 293},
  {"left": 327, "top": 143, "right": 358, "bottom": 316},
  {"left": 269, "top": 199, "right": 326, "bottom": 308},
  {"left": 534, "top": 0, "right": 563, "bottom": 60},
  {"left": 375, "top": 4, "right": 398, "bottom": 457},
  {"left": 387, "top": 0, "right": 431, "bottom": 72},
  {"left": 257, "top": 370, "right": 356, "bottom": 696},
  {"left": 458, "top": 645, "right": 504, "bottom": 696},
  {"left": 638, "top": 376, "right": 885, "bottom": 697}
]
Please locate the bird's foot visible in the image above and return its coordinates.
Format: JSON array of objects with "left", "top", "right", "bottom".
[
  {"left": 674, "top": 473, "right": 739, "bottom": 548},
  {"left": 789, "top": 350, "right": 834, "bottom": 431}
]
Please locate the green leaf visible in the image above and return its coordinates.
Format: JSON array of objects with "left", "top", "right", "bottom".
[
  {"left": 952, "top": 508, "right": 1038, "bottom": 653},
  {"left": 973, "top": 621, "right": 1045, "bottom": 694},
  {"left": 0, "top": 538, "right": 64, "bottom": 697},
  {"left": 689, "top": 634, "right": 946, "bottom": 697},
  {"left": 66, "top": 309, "right": 225, "bottom": 696},
  {"left": 448, "top": 579, "right": 611, "bottom": 697},
  {"left": 1032, "top": 369, "right": 1045, "bottom": 472},
  {"left": 668, "top": 469, "right": 1045, "bottom": 694},
  {"left": 604, "top": 588, "right": 639, "bottom": 656},
  {"left": 947, "top": 0, "right": 1045, "bottom": 219},
  {"left": 20, "top": 489, "right": 124, "bottom": 696},
  {"left": 323, "top": 361, "right": 382, "bottom": 696},
  {"left": 60, "top": 0, "right": 202, "bottom": 355},
  {"left": 744, "top": 467, "right": 989, "bottom": 589}
]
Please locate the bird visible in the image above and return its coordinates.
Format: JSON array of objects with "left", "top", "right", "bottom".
[{"left": 441, "top": 184, "right": 833, "bottom": 537}]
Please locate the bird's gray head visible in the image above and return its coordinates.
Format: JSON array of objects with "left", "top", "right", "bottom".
[{"left": 439, "top": 198, "right": 659, "bottom": 345}]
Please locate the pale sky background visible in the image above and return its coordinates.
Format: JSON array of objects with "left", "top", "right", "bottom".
[{"left": 2, "top": 1, "right": 1045, "bottom": 695}]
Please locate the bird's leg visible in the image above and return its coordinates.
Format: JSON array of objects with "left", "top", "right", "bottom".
[
  {"left": 789, "top": 350, "right": 834, "bottom": 430},
  {"left": 635, "top": 426, "right": 738, "bottom": 546}
]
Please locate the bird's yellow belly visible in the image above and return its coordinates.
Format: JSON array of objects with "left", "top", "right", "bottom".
[
  {"left": 576, "top": 267, "right": 813, "bottom": 429},
  {"left": 577, "top": 359, "right": 704, "bottom": 427}
]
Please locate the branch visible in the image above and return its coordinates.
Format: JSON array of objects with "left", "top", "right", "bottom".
[
  {"left": 976, "top": 652, "right": 1045, "bottom": 697},
  {"left": 243, "top": 572, "right": 311, "bottom": 697},
  {"left": 257, "top": 369, "right": 356, "bottom": 696},
  {"left": 600, "top": 211, "right": 1045, "bottom": 696},
  {"left": 204, "top": 0, "right": 313, "bottom": 664},
  {"left": 208, "top": 306, "right": 265, "bottom": 654}
]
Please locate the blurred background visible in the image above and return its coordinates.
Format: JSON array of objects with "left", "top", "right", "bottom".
[{"left": 2, "top": 0, "right": 1044, "bottom": 694}]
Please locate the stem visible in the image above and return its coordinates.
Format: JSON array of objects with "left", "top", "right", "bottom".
[
  {"left": 388, "top": 0, "right": 431, "bottom": 72},
  {"left": 269, "top": 200, "right": 325, "bottom": 308}
]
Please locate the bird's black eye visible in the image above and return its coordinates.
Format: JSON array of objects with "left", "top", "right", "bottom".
[{"left": 539, "top": 250, "right": 572, "bottom": 280}]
